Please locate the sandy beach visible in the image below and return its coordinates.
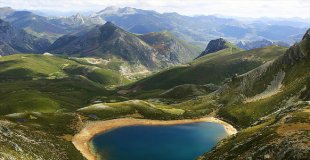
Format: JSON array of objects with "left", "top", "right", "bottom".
[{"left": 72, "top": 117, "right": 237, "bottom": 160}]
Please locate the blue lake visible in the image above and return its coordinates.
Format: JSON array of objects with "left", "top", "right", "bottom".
[{"left": 91, "top": 122, "right": 227, "bottom": 160}]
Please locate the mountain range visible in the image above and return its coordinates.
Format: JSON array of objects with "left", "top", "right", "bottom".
[
  {"left": 0, "top": 6, "right": 307, "bottom": 47},
  {"left": 91, "top": 7, "right": 307, "bottom": 46},
  {"left": 0, "top": 7, "right": 104, "bottom": 42}
]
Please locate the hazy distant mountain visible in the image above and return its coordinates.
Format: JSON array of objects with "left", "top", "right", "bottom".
[
  {"left": 94, "top": 6, "right": 139, "bottom": 17},
  {"left": 92, "top": 6, "right": 307, "bottom": 46},
  {"left": 250, "top": 17, "right": 310, "bottom": 28},
  {"left": 94, "top": 7, "right": 173, "bottom": 34},
  {"left": 237, "top": 39, "right": 290, "bottom": 50},
  {"left": 256, "top": 25, "right": 306, "bottom": 42},
  {"left": 4, "top": 10, "right": 67, "bottom": 41},
  {"left": 49, "top": 22, "right": 198, "bottom": 69},
  {"left": 0, "top": 19, "right": 51, "bottom": 56},
  {"left": 0, "top": 8, "right": 103, "bottom": 42},
  {"left": 0, "top": 6, "right": 307, "bottom": 47},
  {"left": 0, "top": 7, "right": 14, "bottom": 18},
  {"left": 94, "top": 7, "right": 241, "bottom": 45},
  {"left": 49, "top": 13, "right": 105, "bottom": 29}
]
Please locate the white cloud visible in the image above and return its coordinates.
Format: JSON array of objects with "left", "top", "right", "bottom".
[{"left": 0, "top": 0, "right": 309, "bottom": 18}]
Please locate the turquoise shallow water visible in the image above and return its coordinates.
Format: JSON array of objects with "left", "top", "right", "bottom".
[{"left": 91, "top": 122, "right": 227, "bottom": 160}]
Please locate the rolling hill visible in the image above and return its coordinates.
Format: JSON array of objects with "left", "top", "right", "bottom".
[{"left": 0, "top": 54, "right": 131, "bottom": 116}]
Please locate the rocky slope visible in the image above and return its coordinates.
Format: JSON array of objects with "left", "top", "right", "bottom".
[
  {"left": 49, "top": 22, "right": 199, "bottom": 70},
  {"left": 0, "top": 19, "right": 51, "bottom": 56}
]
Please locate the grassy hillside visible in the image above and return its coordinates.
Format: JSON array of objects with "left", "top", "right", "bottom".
[
  {"left": 127, "top": 45, "right": 286, "bottom": 92},
  {"left": 0, "top": 54, "right": 132, "bottom": 116},
  {"left": 0, "top": 54, "right": 128, "bottom": 84},
  {"left": 217, "top": 34, "right": 310, "bottom": 128},
  {"left": 0, "top": 54, "right": 137, "bottom": 159}
]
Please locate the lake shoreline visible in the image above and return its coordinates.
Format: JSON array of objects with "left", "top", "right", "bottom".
[{"left": 72, "top": 117, "right": 237, "bottom": 160}]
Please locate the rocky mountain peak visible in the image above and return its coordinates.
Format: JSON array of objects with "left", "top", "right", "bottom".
[
  {"left": 99, "top": 21, "right": 120, "bottom": 34},
  {"left": 196, "top": 38, "right": 231, "bottom": 58},
  {"left": 70, "top": 13, "right": 85, "bottom": 24},
  {"left": 103, "top": 21, "right": 116, "bottom": 27},
  {"left": 205, "top": 38, "right": 229, "bottom": 50},
  {"left": 73, "top": 13, "right": 83, "bottom": 19},
  {"left": 101, "top": 6, "right": 119, "bottom": 12}
]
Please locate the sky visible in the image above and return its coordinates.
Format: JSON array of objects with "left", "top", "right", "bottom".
[{"left": 0, "top": 0, "right": 309, "bottom": 18}]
